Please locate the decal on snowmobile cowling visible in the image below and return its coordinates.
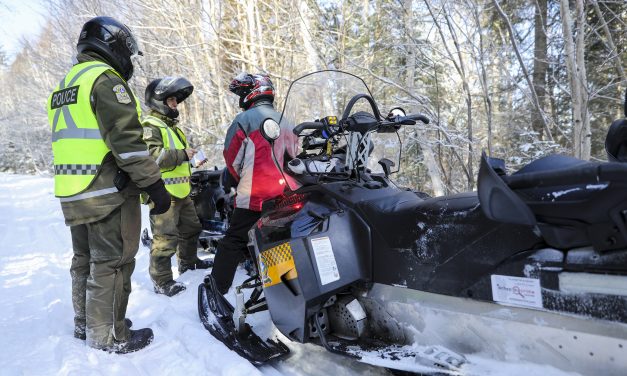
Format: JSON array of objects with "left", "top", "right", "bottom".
[
  {"left": 258, "top": 242, "right": 298, "bottom": 288},
  {"left": 490, "top": 274, "right": 543, "bottom": 309}
]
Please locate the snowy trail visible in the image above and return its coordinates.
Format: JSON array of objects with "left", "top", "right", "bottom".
[
  {"left": 0, "top": 173, "right": 584, "bottom": 376},
  {"left": 0, "top": 173, "right": 387, "bottom": 376}
]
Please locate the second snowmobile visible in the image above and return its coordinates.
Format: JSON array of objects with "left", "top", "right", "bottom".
[
  {"left": 199, "top": 70, "right": 627, "bottom": 375},
  {"left": 141, "top": 167, "right": 232, "bottom": 252}
]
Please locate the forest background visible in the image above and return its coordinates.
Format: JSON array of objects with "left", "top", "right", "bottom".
[{"left": 0, "top": 0, "right": 625, "bottom": 195}]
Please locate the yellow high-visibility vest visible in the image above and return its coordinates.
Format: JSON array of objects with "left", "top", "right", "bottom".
[
  {"left": 142, "top": 115, "right": 191, "bottom": 198},
  {"left": 47, "top": 61, "right": 141, "bottom": 199}
]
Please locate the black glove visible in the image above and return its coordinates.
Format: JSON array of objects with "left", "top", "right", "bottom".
[{"left": 144, "top": 179, "right": 171, "bottom": 215}]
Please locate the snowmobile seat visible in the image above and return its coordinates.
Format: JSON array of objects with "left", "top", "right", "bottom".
[
  {"left": 357, "top": 190, "right": 480, "bottom": 249},
  {"left": 478, "top": 152, "right": 627, "bottom": 251},
  {"left": 513, "top": 154, "right": 588, "bottom": 174},
  {"left": 191, "top": 169, "right": 223, "bottom": 186},
  {"left": 356, "top": 189, "right": 425, "bottom": 247}
]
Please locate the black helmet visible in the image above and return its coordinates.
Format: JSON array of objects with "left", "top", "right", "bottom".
[
  {"left": 605, "top": 119, "right": 627, "bottom": 162},
  {"left": 229, "top": 72, "right": 274, "bottom": 110},
  {"left": 145, "top": 77, "right": 194, "bottom": 119},
  {"left": 604, "top": 89, "right": 627, "bottom": 162},
  {"left": 76, "top": 16, "right": 142, "bottom": 81}
]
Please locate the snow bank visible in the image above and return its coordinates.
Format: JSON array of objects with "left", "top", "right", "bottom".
[
  {"left": 0, "top": 173, "right": 385, "bottom": 376},
  {"left": 0, "top": 173, "right": 583, "bottom": 376}
]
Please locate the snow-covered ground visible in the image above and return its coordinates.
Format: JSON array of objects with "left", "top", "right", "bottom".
[{"left": 0, "top": 173, "right": 582, "bottom": 376}]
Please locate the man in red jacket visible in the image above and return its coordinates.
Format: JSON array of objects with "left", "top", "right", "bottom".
[{"left": 211, "top": 73, "right": 285, "bottom": 294}]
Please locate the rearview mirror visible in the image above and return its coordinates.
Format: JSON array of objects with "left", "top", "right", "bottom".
[
  {"left": 260, "top": 118, "right": 281, "bottom": 142},
  {"left": 388, "top": 107, "right": 406, "bottom": 119}
]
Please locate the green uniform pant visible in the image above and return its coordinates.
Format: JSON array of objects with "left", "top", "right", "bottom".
[
  {"left": 69, "top": 195, "right": 141, "bottom": 348},
  {"left": 149, "top": 195, "right": 202, "bottom": 286}
]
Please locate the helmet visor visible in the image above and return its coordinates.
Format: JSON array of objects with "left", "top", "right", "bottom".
[
  {"left": 125, "top": 34, "right": 142, "bottom": 56},
  {"left": 155, "top": 77, "right": 177, "bottom": 96},
  {"left": 154, "top": 76, "right": 194, "bottom": 102}
]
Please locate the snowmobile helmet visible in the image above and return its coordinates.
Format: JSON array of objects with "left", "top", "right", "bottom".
[
  {"left": 229, "top": 72, "right": 274, "bottom": 110},
  {"left": 76, "top": 16, "right": 142, "bottom": 81},
  {"left": 145, "top": 77, "right": 194, "bottom": 119}
]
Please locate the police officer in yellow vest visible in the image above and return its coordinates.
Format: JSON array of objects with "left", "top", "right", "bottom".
[
  {"left": 47, "top": 17, "right": 171, "bottom": 353},
  {"left": 142, "top": 77, "right": 211, "bottom": 297}
]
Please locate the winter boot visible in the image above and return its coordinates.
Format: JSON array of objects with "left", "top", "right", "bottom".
[
  {"left": 154, "top": 280, "right": 186, "bottom": 297},
  {"left": 178, "top": 258, "right": 213, "bottom": 274},
  {"left": 107, "top": 328, "right": 154, "bottom": 354},
  {"left": 74, "top": 318, "right": 133, "bottom": 340}
]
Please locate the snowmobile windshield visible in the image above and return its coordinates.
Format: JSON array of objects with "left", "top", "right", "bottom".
[
  {"left": 275, "top": 71, "right": 379, "bottom": 171},
  {"left": 275, "top": 70, "right": 401, "bottom": 179},
  {"left": 279, "top": 70, "right": 374, "bottom": 130}
]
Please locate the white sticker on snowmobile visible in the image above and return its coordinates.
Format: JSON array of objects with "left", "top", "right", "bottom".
[
  {"left": 491, "top": 275, "right": 542, "bottom": 309},
  {"left": 310, "top": 236, "right": 340, "bottom": 285}
]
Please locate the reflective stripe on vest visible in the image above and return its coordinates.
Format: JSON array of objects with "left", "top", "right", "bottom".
[
  {"left": 142, "top": 116, "right": 191, "bottom": 198},
  {"left": 47, "top": 61, "right": 142, "bottom": 198}
]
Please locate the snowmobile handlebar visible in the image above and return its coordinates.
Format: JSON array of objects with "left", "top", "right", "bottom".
[
  {"left": 404, "top": 113, "right": 430, "bottom": 124},
  {"left": 377, "top": 113, "right": 430, "bottom": 133},
  {"left": 293, "top": 121, "right": 325, "bottom": 135},
  {"left": 294, "top": 113, "right": 429, "bottom": 136}
]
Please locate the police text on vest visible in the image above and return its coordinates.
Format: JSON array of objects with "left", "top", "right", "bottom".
[{"left": 51, "top": 86, "right": 79, "bottom": 109}]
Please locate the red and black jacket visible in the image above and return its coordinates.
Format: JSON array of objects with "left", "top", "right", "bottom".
[{"left": 223, "top": 100, "right": 285, "bottom": 211}]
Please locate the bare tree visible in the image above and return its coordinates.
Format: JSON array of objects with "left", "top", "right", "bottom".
[
  {"left": 492, "top": 0, "right": 554, "bottom": 142},
  {"left": 560, "top": 0, "right": 591, "bottom": 159}
]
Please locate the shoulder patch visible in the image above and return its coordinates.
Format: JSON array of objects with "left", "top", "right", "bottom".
[
  {"left": 143, "top": 127, "right": 153, "bottom": 139},
  {"left": 112, "top": 84, "right": 132, "bottom": 104}
]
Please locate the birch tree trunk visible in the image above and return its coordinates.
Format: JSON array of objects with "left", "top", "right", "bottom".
[
  {"left": 246, "top": 0, "right": 259, "bottom": 69},
  {"left": 560, "top": 0, "right": 590, "bottom": 159},
  {"left": 532, "top": 0, "right": 548, "bottom": 139},
  {"left": 468, "top": 0, "right": 493, "bottom": 156},
  {"left": 443, "top": 6, "right": 474, "bottom": 191},
  {"left": 575, "top": 0, "right": 590, "bottom": 160},
  {"left": 403, "top": 0, "right": 444, "bottom": 195},
  {"left": 298, "top": 0, "right": 321, "bottom": 71}
]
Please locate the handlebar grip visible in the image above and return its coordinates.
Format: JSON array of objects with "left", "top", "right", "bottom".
[
  {"left": 405, "top": 114, "right": 430, "bottom": 124},
  {"left": 293, "top": 122, "right": 324, "bottom": 135}
]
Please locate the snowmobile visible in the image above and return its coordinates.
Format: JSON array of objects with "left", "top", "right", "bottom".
[
  {"left": 198, "top": 70, "right": 627, "bottom": 375},
  {"left": 141, "top": 167, "right": 232, "bottom": 252}
]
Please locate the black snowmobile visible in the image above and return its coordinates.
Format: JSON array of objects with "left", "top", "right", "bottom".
[
  {"left": 141, "top": 167, "right": 232, "bottom": 252},
  {"left": 199, "top": 70, "right": 627, "bottom": 375}
]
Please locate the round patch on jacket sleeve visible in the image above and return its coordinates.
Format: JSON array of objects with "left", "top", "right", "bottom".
[{"left": 112, "top": 84, "right": 132, "bottom": 104}]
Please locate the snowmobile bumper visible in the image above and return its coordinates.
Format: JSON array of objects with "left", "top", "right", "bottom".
[{"left": 197, "top": 275, "right": 289, "bottom": 365}]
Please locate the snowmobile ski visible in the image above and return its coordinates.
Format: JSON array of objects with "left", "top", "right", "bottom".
[
  {"left": 312, "top": 314, "right": 465, "bottom": 374},
  {"left": 197, "top": 275, "right": 289, "bottom": 365}
]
